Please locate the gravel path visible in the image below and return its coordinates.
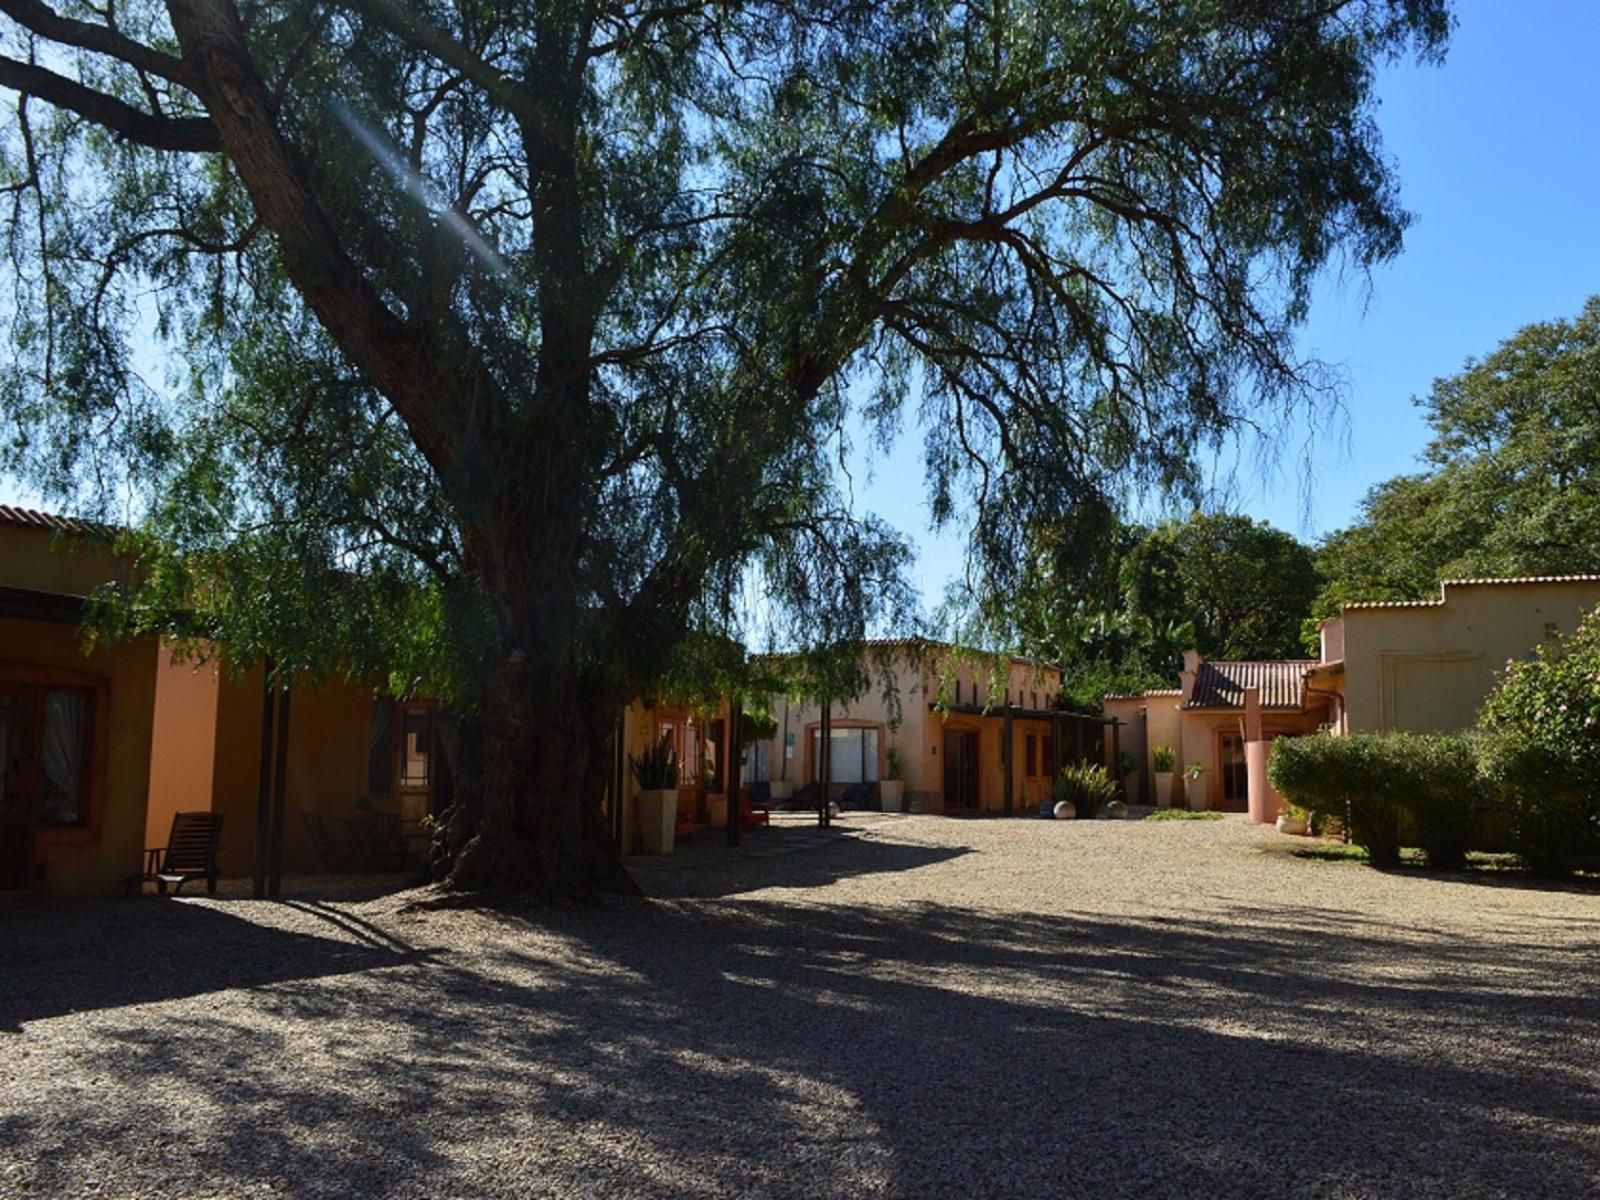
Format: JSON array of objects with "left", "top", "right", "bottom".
[{"left": 4, "top": 815, "right": 1598, "bottom": 1198}]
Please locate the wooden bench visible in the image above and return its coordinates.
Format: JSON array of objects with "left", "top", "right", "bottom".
[{"left": 136, "top": 811, "right": 224, "bottom": 896}]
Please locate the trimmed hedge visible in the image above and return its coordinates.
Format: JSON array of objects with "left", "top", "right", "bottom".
[{"left": 1267, "top": 732, "right": 1483, "bottom": 869}]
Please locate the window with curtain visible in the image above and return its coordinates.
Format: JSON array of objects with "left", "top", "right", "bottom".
[
  {"left": 39, "top": 689, "right": 88, "bottom": 825},
  {"left": 742, "top": 740, "right": 771, "bottom": 783},
  {"left": 810, "top": 726, "right": 880, "bottom": 783}
]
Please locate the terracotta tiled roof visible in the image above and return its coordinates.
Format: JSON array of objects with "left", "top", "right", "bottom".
[
  {"left": 1344, "top": 575, "right": 1600, "bottom": 610},
  {"left": 1185, "top": 660, "right": 1317, "bottom": 710},
  {"left": 0, "top": 504, "right": 108, "bottom": 537},
  {"left": 1102, "top": 689, "right": 1182, "bottom": 701}
]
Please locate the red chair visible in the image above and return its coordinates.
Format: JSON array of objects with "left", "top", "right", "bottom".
[{"left": 741, "top": 784, "right": 772, "bottom": 830}]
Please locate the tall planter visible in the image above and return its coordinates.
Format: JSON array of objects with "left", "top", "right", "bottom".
[
  {"left": 879, "top": 780, "right": 904, "bottom": 813},
  {"left": 1154, "top": 772, "right": 1174, "bottom": 809},
  {"left": 636, "top": 788, "right": 676, "bottom": 855}
]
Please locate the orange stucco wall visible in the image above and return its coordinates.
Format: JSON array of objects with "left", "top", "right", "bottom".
[
  {"left": 210, "top": 666, "right": 380, "bottom": 878},
  {"left": 144, "top": 643, "right": 221, "bottom": 850}
]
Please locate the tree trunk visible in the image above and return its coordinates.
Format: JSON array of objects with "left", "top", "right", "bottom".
[{"left": 430, "top": 657, "right": 638, "bottom": 899}]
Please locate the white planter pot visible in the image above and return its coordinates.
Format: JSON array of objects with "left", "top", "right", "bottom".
[
  {"left": 1187, "top": 782, "right": 1207, "bottom": 813},
  {"left": 1275, "top": 815, "right": 1308, "bottom": 836},
  {"left": 879, "top": 780, "right": 904, "bottom": 813},
  {"left": 1154, "top": 772, "right": 1174, "bottom": 809},
  {"left": 636, "top": 789, "right": 676, "bottom": 855}
]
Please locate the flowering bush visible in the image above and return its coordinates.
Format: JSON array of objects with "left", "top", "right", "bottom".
[{"left": 1478, "top": 608, "right": 1600, "bottom": 874}]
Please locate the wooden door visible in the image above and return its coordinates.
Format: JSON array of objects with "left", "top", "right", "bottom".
[
  {"left": 1217, "top": 732, "right": 1248, "bottom": 811},
  {"left": 0, "top": 688, "right": 35, "bottom": 890},
  {"left": 943, "top": 730, "right": 979, "bottom": 812}
]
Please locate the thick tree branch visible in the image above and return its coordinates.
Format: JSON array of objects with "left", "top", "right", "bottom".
[
  {"left": 0, "top": 54, "right": 218, "bottom": 150},
  {"left": 0, "top": 0, "right": 196, "bottom": 85}
]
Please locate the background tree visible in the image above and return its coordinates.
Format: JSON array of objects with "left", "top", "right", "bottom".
[
  {"left": 1314, "top": 296, "right": 1600, "bottom": 621},
  {"left": 0, "top": 0, "right": 1448, "bottom": 895},
  {"left": 996, "top": 509, "right": 1318, "bottom": 707}
]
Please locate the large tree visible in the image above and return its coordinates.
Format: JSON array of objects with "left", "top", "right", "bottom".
[
  {"left": 999, "top": 509, "right": 1317, "bottom": 706},
  {"left": 1315, "top": 295, "right": 1600, "bottom": 618},
  {"left": 0, "top": 0, "right": 1448, "bottom": 895}
]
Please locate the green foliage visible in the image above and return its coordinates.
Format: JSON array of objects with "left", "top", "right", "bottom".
[
  {"left": 1268, "top": 734, "right": 1404, "bottom": 865},
  {"left": 1479, "top": 607, "right": 1600, "bottom": 875},
  {"left": 1143, "top": 810, "right": 1224, "bottom": 822},
  {"left": 1397, "top": 734, "right": 1480, "bottom": 872},
  {"left": 628, "top": 739, "right": 679, "bottom": 791},
  {"left": 1152, "top": 745, "right": 1176, "bottom": 773},
  {"left": 996, "top": 510, "right": 1318, "bottom": 706},
  {"left": 1052, "top": 764, "right": 1119, "bottom": 820},
  {"left": 1268, "top": 732, "right": 1485, "bottom": 870},
  {"left": 1314, "top": 297, "right": 1600, "bottom": 623},
  {"left": 885, "top": 747, "right": 905, "bottom": 782}
]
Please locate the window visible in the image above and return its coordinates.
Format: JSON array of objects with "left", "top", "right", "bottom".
[
  {"left": 1025, "top": 734, "right": 1037, "bottom": 777},
  {"left": 954, "top": 679, "right": 962, "bottom": 705},
  {"left": 1043, "top": 734, "right": 1056, "bottom": 778},
  {"left": 707, "top": 720, "right": 724, "bottom": 794},
  {"left": 400, "top": 707, "right": 432, "bottom": 791},
  {"left": 1031, "top": 691, "right": 1038, "bottom": 710},
  {"left": 811, "top": 726, "right": 880, "bottom": 783},
  {"left": 38, "top": 689, "right": 89, "bottom": 826},
  {"left": 742, "top": 740, "right": 771, "bottom": 783}
]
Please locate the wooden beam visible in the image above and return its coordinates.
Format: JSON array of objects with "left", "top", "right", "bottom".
[
  {"left": 1002, "top": 703, "right": 1014, "bottom": 816},
  {"left": 267, "top": 677, "right": 292, "bottom": 897}
]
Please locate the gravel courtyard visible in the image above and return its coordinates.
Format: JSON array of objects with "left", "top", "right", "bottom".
[{"left": 4, "top": 814, "right": 1598, "bottom": 1199}]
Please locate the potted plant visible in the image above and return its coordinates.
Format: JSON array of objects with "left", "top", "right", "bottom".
[
  {"left": 1152, "top": 744, "right": 1176, "bottom": 808},
  {"left": 1276, "top": 804, "right": 1309, "bottom": 836},
  {"left": 629, "top": 738, "right": 679, "bottom": 854},
  {"left": 880, "top": 746, "right": 906, "bottom": 812},
  {"left": 1184, "top": 762, "right": 1208, "bottom": 812}
]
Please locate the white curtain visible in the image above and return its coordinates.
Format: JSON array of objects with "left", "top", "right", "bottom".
[
  {"left": 40, "top": 690, "right": 85, "bottom": 823},
  {"left": 811, "top": 728, "right": 881, "bottom": 783}
]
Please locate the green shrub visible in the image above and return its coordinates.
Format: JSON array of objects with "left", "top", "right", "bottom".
[
  {"left": 1269, "top": 732, "right": 1485, "bottom": 870},
  {"left": 1152, "top": 744, "right": 1176, "bottom": 773},
  {"left": 1143, "top": 809, "right": 1224, "bottom": 822},
  {"left": 1268, "top": 734, "right": 1402, "bottom": 864},
  {"left": 1478, "top": 608, "right": 1600, "bottom": 876},
  {"left": 629, "top": 738, "right": 679, "bottom": 790},
  {"left": 1053, "top": 763, "right": 1119, "bottom": 819}
]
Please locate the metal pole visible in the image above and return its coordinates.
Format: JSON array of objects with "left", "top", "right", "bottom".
[
  {"left": 819, "top": 699, "right": 831, "bottom": 829},
  {"left": 267, "top": 676, "right": 292, "bottom": 897},
  {"left": 252, "top": 662, "right": 275, "bottom": 899},
  {"left": 727, "top": 697, "right": 742, "bottom": 848},
  {"left": 612, "top": 710, "right": 626, "bottom": 854}
]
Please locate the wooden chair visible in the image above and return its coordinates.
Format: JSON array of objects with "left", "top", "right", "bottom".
[
  {"left": 301, "top": 811, "right": 355, "bottom": 872},
  {"left": 140, "top": 811, "right": 224, "bottom": 896}
]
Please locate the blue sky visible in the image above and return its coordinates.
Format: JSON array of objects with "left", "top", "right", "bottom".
[{"left": 857, "top": 0, "right": 1600, "bottom": 607}]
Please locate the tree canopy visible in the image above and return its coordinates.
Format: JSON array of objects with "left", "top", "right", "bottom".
[
  {"left": 1314, "top": 295, "right": 1600, "bottom": 618},
  {"left": 0, "top": 0, "right": 1450, "bottom": 893},
  {"left": 991, "top": 509, "right": 1319, "bottom": 707}
]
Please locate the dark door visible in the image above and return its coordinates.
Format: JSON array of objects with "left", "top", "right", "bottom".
[
  {"left": 0, "top": 688, "right": 35, "bottom": 890},
  {"left": 943, "top": 730, "right": 979, "bottom": 812},
  {"left": 1218, "top": 733, "right": 1248, "bottom": 811}
]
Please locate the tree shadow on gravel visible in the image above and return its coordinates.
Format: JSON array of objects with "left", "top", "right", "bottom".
[
  {"left": 627, "top": 831, "right": 971, "bottom": 898},
  {"left": 8, "top": 835, "right": 1600, "bottom": 1198},
  {"left": 0, "top": 896, "right": 427, "bottom": 1031}
]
